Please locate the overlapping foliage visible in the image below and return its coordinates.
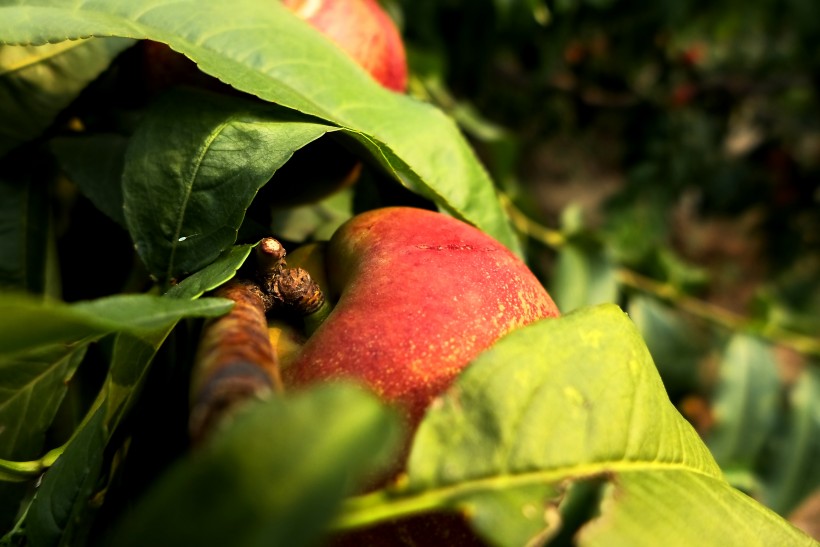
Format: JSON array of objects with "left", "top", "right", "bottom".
[{"left": 0, "top": 0, "right": 817, "bottom": 545}]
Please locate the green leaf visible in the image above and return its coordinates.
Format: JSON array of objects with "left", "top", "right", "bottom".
[
  {"left": 577, "top": 470, "right": 813, "bottom": 546},
  {"left": 761, "top": 367, "right": 820, "bottom": 514},
  {"left": 19, "top": 326, "right": 182, "bottom": 544},
  {"left": 25, "top": 405, "right": 107, "bottom": 547},
  {"left": 0, "top": 38, "right": 134, "bottom": 157},
  {"left": 707, "top": 334, "right": 781, "bottom": 470},
  {"left": 337, "top": 305, "right": 811, "bottom": 546},
  {"left": 0, "top": 151, "right": 54, "bottom": 294},
  {"left": 50, "top": 134, "right": 128, "bottom": 226},
  {"left": 0, "top": 0, "right": 520, "bottom": 254},
  {"left": 0, "top": 293, "right": 231, "bottom": 356},
  {"left": 270, "top": 188, "right": 354, "bottom": 243},
  {"left": 122, "top": 89, "right": 332, "bottom": 280},
  {"left": 628, "top": 295, "right": 709, "bottom": 394},
  {"left": 110, "top": 384, "right": 401, "bottom": 547},
  {"left": 165, "top": 243, "right": 256, "bottom": 300},
  {"left": 550, "top": 241, "right": 619, "bottom": 312},
  {"left": 0, "top": 345, "right": 87, "bottom": 461}
]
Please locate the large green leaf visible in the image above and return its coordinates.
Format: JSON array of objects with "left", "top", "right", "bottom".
[
  {"left": 577, "top": 470, "right": 812, "bottom": 546},
  {"left": 0, "top": 0, "right": 520, "bottom": 254},
  {"left": 122, "top": 90, "right": 332, "bottom": 280},
  {"left": 0, "top": 38, "right": 133, "bottom": 157},
  {"left": 336, "top": 305, "right": 812, "bottom": 546},
  {"left": 0, "top": 293, "right": 231, "bottom": 356},
  {"left": 110, "top": 384, "right": 401, "bottom": 547}
]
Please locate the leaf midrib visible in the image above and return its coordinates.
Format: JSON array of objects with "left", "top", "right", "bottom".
[
  {"left": 335, "top": 459, "right": 722, "bottom": 529},
  {"left": 164, "top": 115, "right": 232, "bottom": 280}
]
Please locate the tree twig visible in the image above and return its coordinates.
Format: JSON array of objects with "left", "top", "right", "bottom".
[{"left": 502, "top": 195, "right": 820, "bottom": 359}]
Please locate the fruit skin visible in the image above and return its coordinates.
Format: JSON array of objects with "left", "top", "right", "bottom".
[
  {"left": 282, "top": 0, "right": 408, "bottom": 92},
  {"left": 283, "top": 207, "right": 559, "bottom": 428}
]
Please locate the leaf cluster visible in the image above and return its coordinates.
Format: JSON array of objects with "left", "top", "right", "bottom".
[{"left": 0, "top": 1, "right": 816, "bottom": 546}]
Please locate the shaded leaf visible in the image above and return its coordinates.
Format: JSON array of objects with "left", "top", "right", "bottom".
[
  {"left": 338, "top": 305, "right": 811, "bottom": 546},
  {"left": 50, "top": 134, "right": 128, "bottom": 226},
  {"left": 0, "top": 0, "right": 520, "bottom": 254},
  {"left": 19, "top": 325, "right": 184, "bottom": 545},
  {"left": 0, "top": 345, "right": 87, "bottom": 461},
  {"left": 25, "top": 406, "right": 107, "bottom": 547},
  {"left": 0, "top": 38, "right": 134, "bottom": 157},
  {"left": 270, "top": 188, "right": 354, "bottom": 243},
  {"left": 122, "top": 89, "right": 332, "bottom": 280},
  {"left": 0, "top": 151, "right": 54, "bottom": 294},
  {"left": 110, "top": 384, "right": 401, "bottom": 547},
  {"left": 0, "top": 293, "right": 231, "bottom": 356}
]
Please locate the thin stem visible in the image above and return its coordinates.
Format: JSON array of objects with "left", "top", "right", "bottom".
[
  {"left": 500, "top": 193, "right": 566, "bottom": 248},
  {"left": 0, "top": 443, "right": 66, "bottom": 482},
  {"left": 502, "top": 196, "right": 820, "bottom": 359}
]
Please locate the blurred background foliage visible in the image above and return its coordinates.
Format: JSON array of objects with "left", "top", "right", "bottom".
[{"left": 391, "top": 0, "right": 820, "bottom": 533}]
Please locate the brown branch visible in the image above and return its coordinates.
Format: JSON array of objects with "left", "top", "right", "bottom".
[
  {"left": 189, "top": 278, "right": 282, "bottom": 444},
  {"left": 189, "top": 237, "right": 333, "bottom": 443}
]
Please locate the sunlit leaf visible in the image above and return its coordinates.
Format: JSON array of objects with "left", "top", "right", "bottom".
[
  {"left": 0, "top": 0, "right": 520, "bottom": 254},
  {"left": 337, "top": 305, "right": 812, "bottom": 546}
]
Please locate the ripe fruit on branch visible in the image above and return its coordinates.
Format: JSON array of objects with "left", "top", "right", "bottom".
[
  {"left": 282, "top": 0, "right": 408, "bottom": 92},
  {"left": 283, "top": 207, "right": 560, "bottom": 428}
]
